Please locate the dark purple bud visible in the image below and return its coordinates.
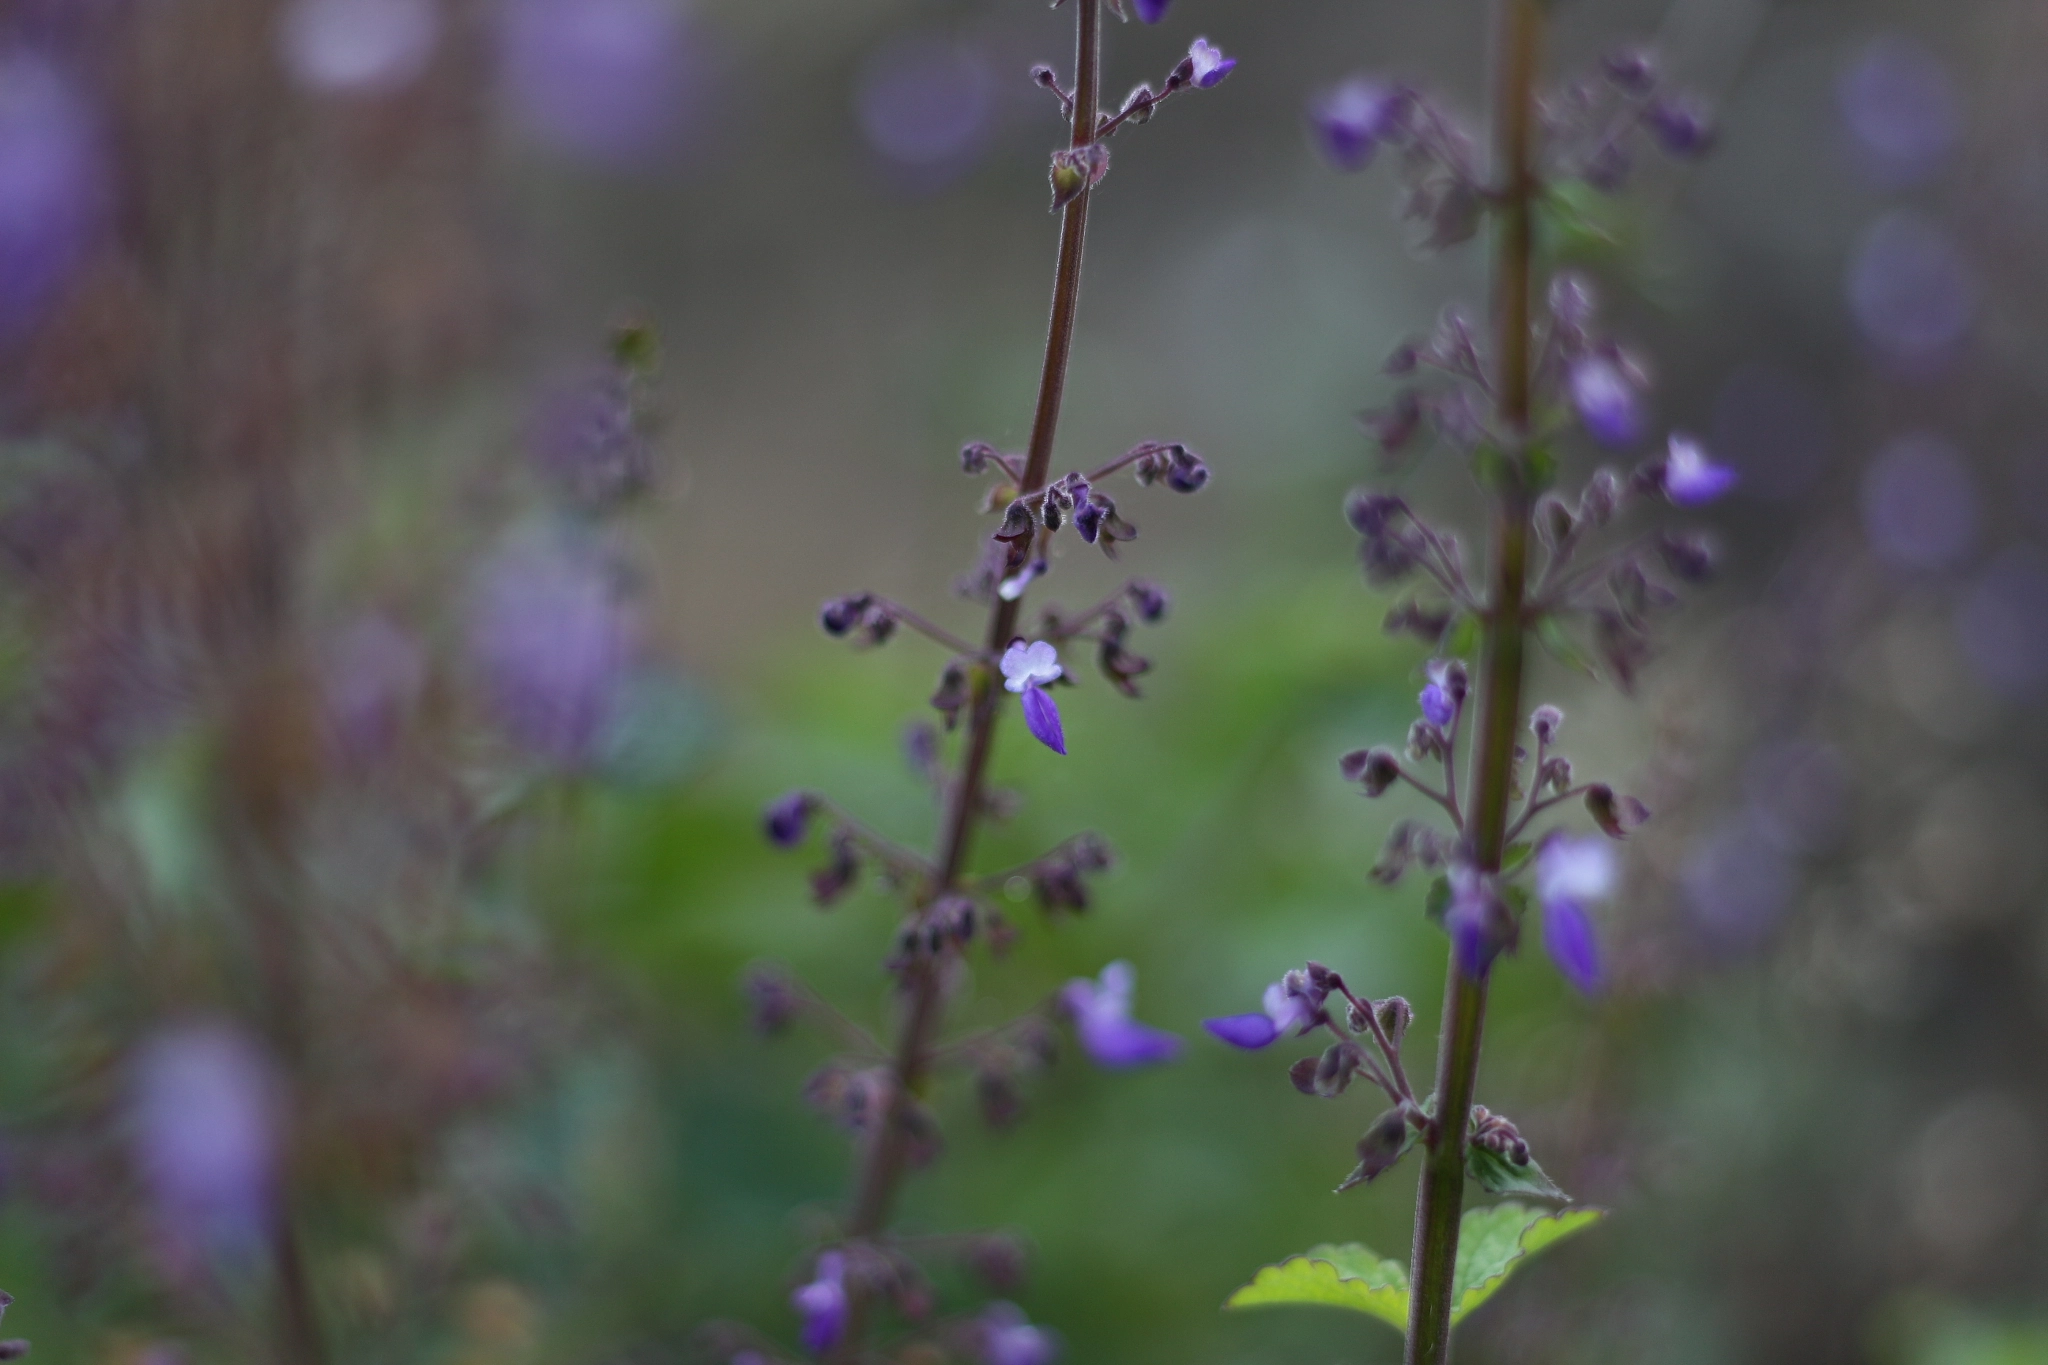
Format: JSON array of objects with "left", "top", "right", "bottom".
[
  {"left": 1125, "top": 579, "right": 1169, "bottom": 624},
  {"left": 763, "top": 791, "right": 817, "bottom": 848},
  {"left": 1646, "top": 94, "right": 1716, "bottom": 156},
  {"left": 1072, "top": 498, "right": 1103, "bottom": 543},
  {"left": 741, "top": 965, "right": 801, "bottom": 1035},
  {"left": 962, "top": 441, "right": 1001, "bottom": 473},
  {"left": 1337, "top": 1107, "right": 1414, "bottom": 1191},
  {"left": 1578, "top": 467, "right": 1623, "bottom": 526},
  {"left": 1383, "top": 341, "right": 1421, "bottom": 375},
  {"left": 930, "top": 660, "right": 971, "bottom": 730},
  {"left": 1310, "top": 77, "right": 1408, "bottom": 171},
  {"left": 1383, "top": 599, "right": 1453, "bottom": 644},
  {"left": 1529, "top": 705, "right": 1563, "bottom": 744},
  {"left": 1584, "top": 783, "right": 1651, "bottom": 839},
  {"left": 811, "top": 831, "right": 861, "bottom": 905},
  {"left": 1340, "top": 747, "right": 1402, "bottom": 797},
  {"left": 1603, "top": 47, "right": 1658, "bottom": 93},
  {"left": 1658, "top": 531, "right": 1717, "bottom": 583},
  {"left": 1345, "top": 490, "right": 1404, "bottom": 537},
  {"left": 997, "top": 500, "right": 1036, "bottom": 542},
  {"left": 1164, "top": 445, "right": 1210, "bottom": 493},
  {"left": 1029, "top": 65, "right": 1057, "bottom": 90},
  {"left": 820, "top": 593, "right": 873, "bottom": 637},
  {"left": 1359, "top": 389, "right": 1425, "bottom": 452}
]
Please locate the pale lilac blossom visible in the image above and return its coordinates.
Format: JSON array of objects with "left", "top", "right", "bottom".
[
  {"left": 1310, "top": 78, "right": 1407, "bottom": 170},
  {"left": 978, "top": 1302, "right": 1059, "bottom": 1365},
  {"left": 1569, "top": 355, "right": 1644, "bottom": 449},
  {"left": 792, "top": 1251, "right": 849, "bottom": 1354},
  {"left": 1661, "top": 435, "right": 1738, "bottom": 506},
  {"left": 1062, "top": 961, "right": 1181, "bottom": 1069},
  {"left": 1186, "top": 39, "right": 1235, "bottom": 90},
  {"left": 1203, "top": 977, "right": 1320, "bottom": 1050},
  {"left": 1001, "top": 640, "right": 1066, "bottom": 756},
  {"left": 1534, "top": 835, "right": 1614, "bottom": 994}
]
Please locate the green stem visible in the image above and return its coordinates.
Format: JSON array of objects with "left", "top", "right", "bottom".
[
  {"left": 1403, "top": 0, "right": 1541, "bottom": 1361},
  {"left": 831, "top": 2, "right": 1103, "bottom": 1356}
]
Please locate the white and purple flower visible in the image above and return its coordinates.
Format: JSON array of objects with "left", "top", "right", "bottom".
[
  {"left": 1186, "top": 38, "right": 1235, "bottom": 90},
  {"left": 1309, "top": 77, "right": 1408, "bottom": 171},
  {"left": 1062, "top": 961, "right": 1181, "bottom": 1069},
  {"left": 1569, "top": 354, "right": 1645, "bottom": 449},
  {"left": 1001, "top": 640, "right": 1066, "bottom": 756},
  {"left": 1660, "top": 434, "right": 1738, "bottom": 506},
  {"left": 792, "top": 1251, "right": 849, "bottom": 1355},
  {"left": 1534, "top": 835, "right": 1615, "bottom": 994},
  {"left": 978, "top": 1302, "right": 1060, "bottom": 1365},
  {"left": 1202, "top": 975, "right": 1322, "bottom": 1050}
]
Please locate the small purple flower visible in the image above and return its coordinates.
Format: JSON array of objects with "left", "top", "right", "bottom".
[
  {"left": 1001, "top": 640, "right": 1066, "bottom": 756},
  {"left": 1569, "top": 355, "right": 1644, "bottom": 449},
  {"left": 0, "top": 53, "right": 109, "bottom": 343},
  {"left": 1535, "top": 836, "right": 1614, "bottom": 994},
  {"left": 1442, "top": 867, "right": 1505, "bottom": 980},
  {"left": 1660, "top": 434, "right": 1738, "bottom": 506},
  {"left": 1186, "top": 38, "right": 1235, "bottom": 89},
  {"left": 1131, "top": 0, "right": 1171, "bottom": 23},
  {"left": 1310, "top": 78, "right": 1407, "bottom": 171},
  {"left": 1202, "top": 977, "right": 1320, "bottom": 1050},
  {"left": 763, "top": 792, "right": 817, "bottom": 849},
  {"left": 978, "top": 1302, "right": 1059, "bottom": 1365},
  {"left": 131, "top": 1024, "right": 280, "bottom": 1272},
  {"left": 1062, "top": 961, "right": 1181, "bottom": 1069},
  {"left": 1645, "top": 94, "right": 1715, "bottom": 157},
  {"left": 1419, "top": 682, "right": 1455, "bottom": 727},
  {"left": 792, "top": 1251, "right": 849, "bottom": 1355}
]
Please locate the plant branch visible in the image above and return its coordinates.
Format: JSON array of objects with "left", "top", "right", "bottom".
[
  {"left": 832, "top": 4, "right": 1103, "bottom": 1356},
  {"left": 1404, "top": 1, "right": 1542, "bottom": 1362}
]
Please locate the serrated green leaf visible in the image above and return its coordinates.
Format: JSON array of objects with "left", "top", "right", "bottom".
[
  {"left": 1225, "top": 1204, "right": 1605, "bottom": 1333},
  {"left": 1535, "top": 616, "right": 1594, "bottom": 676},
  {"left": 1468, "top": 1143, "right": 1567, "bottom": 1200},
  {"left": 1225, "top": 1243, "right": 1410, "bottom": 1331},
  {"left": 1448, "top": 1204, "right": 1605, "bottom": 1320}
]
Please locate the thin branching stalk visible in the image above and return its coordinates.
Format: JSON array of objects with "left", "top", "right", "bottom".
[
  {"left": 833, "top": 1, "right": 1103, "bottom": 1355},
  {"left": 1404, "top": 0, "right": 1542, "bottom": 1360}
]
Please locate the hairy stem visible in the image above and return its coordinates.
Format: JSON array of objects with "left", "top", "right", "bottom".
[
  {"left": 833, "top": 2, "right": 1103, "bottom": 1356},
  {"left": 1403, "top": 0, "right": 1541, "bottom": 1361}
]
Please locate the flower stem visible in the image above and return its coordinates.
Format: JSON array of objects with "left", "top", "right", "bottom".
[
  {"left": 1403, "top": 1, "right": 1542, "bottom": 1362},
  {"left": 833, "top": 2, "right": 1103, "bottom": 1355}
]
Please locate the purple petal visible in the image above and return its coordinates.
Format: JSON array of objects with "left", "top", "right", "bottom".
[
  {"left": 1197, "top": 57, "right": 1237, "bottom": 89},
  {"left": 1079, "top": 1015, "right": 1182, "bottom": 1069},
  {"left": 1419, "top": 683, "right": 1454, "bottom": 726},
  {"left": 1132, "top": 0, "right": 1171, "bottom": 23},
  {"left": 1668, "top": 461, "right": 1739, "bottom": 506},
  {"left": 1203, "top": 1013, "right": 1281, "bottom": 1050},
  {"left": 1021, "top": 683, "right": 1066, "bottom": 755},
  {"left": 1570, "top": 356, "right": 1643, "bottom": 449},
  {"left": 1542, "top": 896, "right": 1603, "bottom": 994}
]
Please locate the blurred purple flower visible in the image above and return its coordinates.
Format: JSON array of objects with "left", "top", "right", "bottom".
[
  {"left": 1001, "top": 641, "right": 1065, "bottom": 756},
  {"left": 1203, "top": 977, "right": 1319, "bottom": 1050},
  {"left": 0, "top": 51, "right": 107, "bottom": 343},
  {"left": 1310, "top": 78, "right": 1406, "bottom": 171},
  {"left": 529, "top": 368, "right": 648, "bottom": 508},
  {"left": 1419, "top": 682, "right": 1454, "bottom": 727},
  {"left": 1838, "top": 34, "right": 1959, "bottom": 187},
  {"left": 1644, "top": 95, "right": 1715, "bottom": 156},
  {"left": 1062, "top": 961, "right": 1181, "bottom": 1069},
  {"left": 1534, "top": 836, "right": 1614, "bottom": 994},
  {"left": 978, "top": 1303, "right": 1059, "bottom": 1365},
  {"left": 318, "top": 613, "right": 426, "bottom": 764},
  {"left": 1860, "top": 431, "right": 1977, "bottom": 571},
  {"left": 1569, "top": 355, "right": 1644, "bottom": 449},
  {"left": 131, "top": 1024, "right": 279, "bottom": 1272},
  {"left": 855, "top": 34, "right": 993, "bottom": 187},
  {"left": 499, "top": 0, "right": 697, "bottom": 167},
  {"left": 1847, "top": 213, "right": 1977, "bottom": 364},
  {"left": 792, "top": 1251, "right": 848, "bottom": 1355},
  {"left": 1957, "top": 546, "right": 2048, "bottom": 697},
  {"left": 1661, "top": 435, "right": 1737, "bottom": 506},
  {"left": 1187, "top": 38, "right": 1235, "bottom": 90},
  {"left": 1442, "top": 866, "right": 1504, "bottom": 980},
  {"left": 467, "top": 538, "right": 636, "bottom": 765},
  {"left": 278, "top": 0, "right": 439, "bottom": 96},
  {"left": 1132, "top": 0, "right": 1172, "bottom": 23}
]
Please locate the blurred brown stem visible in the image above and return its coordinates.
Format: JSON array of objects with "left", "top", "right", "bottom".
[
  {"left": 1403, "top": 0, "right": 1541, "bottom": 1361},
  {"left": 832, "top": 1, "right": 1103, "bottom": 1357}
]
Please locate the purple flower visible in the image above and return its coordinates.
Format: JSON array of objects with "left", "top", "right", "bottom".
[
  {"left": 763, "top": 791, "right": 817, "bottom": 849},
  {"left": 978, "top": 1303, "right": 1059, "bottom": 1365},
  {"left": 1186, "top": 38, "right": 1235, "bottom": 89},
  {"left": 1202, "top": 977, "right": 1320, "bottom": 1050},
  {"left": 1062, "top": 961, "right": 1181, "bottom": 1069},
  {"left": 1535, "top": 836, "right": 1614, "bottom": 994},
  {"left": 529, "top": 367, "right": 648, "bottom": 508},
  {"left": 1132, "top": 0, "right": 1171, "bottom": 23},
  {"left": 1645, "top": 95, "right": 1715, "bottom": 156},
  {"left": 467, "top": 537, "right": 637, "bottom": 765},
  {"left": 131, "top": 1024, "right": 280, "bottom": 1272},
  {"left": 0, "top": 53, "right": 108, "bottom": 343},
  {"left": 1442, "top": 867, "right": 1505, "bottom": 980},
  {"left": 1001, "top": 641, "right": 1066, "bottom": 756},
  {"left": 1569, "top": 355, "right": 1644, "bottom": 449},
  {"left": 498, "top": 0, "right": 699, "bottom": 168},
  {"left": 1310, "top": 78, "right": 1407, "bottom": 171},
  {"left": 1419, "top": 682, "right": 1455, "bottom": 727},
  {"left": 792, "top": 1251, "right": 849, "bottom": 1355},
  {"left": 1660, "top": 435, "right": 1737, "bottom": 506}
]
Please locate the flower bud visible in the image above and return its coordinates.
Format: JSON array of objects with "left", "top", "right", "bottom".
[
  {"left": 1126, "top": 579, "right": 1169, "bottom": 624},
  {"left": 763, "top": 791, "right": 818, "bottom": 848},
  {"left": 1529, "top": 704, "right": 1564, "bottom": 744},
  {"left": 1584, "top": 783, "right": 1651, "bottom": 839},
  {"left": 1658, "top": 530, "right": 1716, "bottom": 583},
  {"left": 1374, "top": 996, "right": 1413, "bottom": 1050},
  {"left": 742, "top": 966, "right": 801, "bottom": 1035},
  {"left": 1578, "top": 467, "right": 1623, "bottom": 526},
  {"left": 1340, "top": 746, "right": 1402, "bottom": 796},
  {"left": 820, "top": 593, "right": 873, "bottom": 637}
]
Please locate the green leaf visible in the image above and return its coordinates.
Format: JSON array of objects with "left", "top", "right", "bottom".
[
  {"left": 1500, "top": 841, "right": 1533, "bottom": 874},
  {"left": 1535, "top": 616, "right": 1595, "bottom": 676},
  {"left": 1448, "top": 1204, "right": 1605, "bottom": 1321},
  {"left": 1423, "top": 874, "right": 1451, "bottom": 924},
  {"left": 1225, "top": 1243, "right": 1410, "bottom": 1332},
  {"left": 1225, "top": 1204, "right": 1605, "bottom": 1332},
  {"left": 1524, "top": 445, "right": 1557, "bottom": 494},
  {"left": 1443, "top": 615, "right": 1480, "bottom": 661},
  {"left": 1468, "top": 1143, "right": 1567, "bottom": 1200}
]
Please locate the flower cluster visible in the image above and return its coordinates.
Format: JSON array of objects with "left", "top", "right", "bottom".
[{"left": 730, "top": 4, "right": 1230, "bottom": 1362}]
